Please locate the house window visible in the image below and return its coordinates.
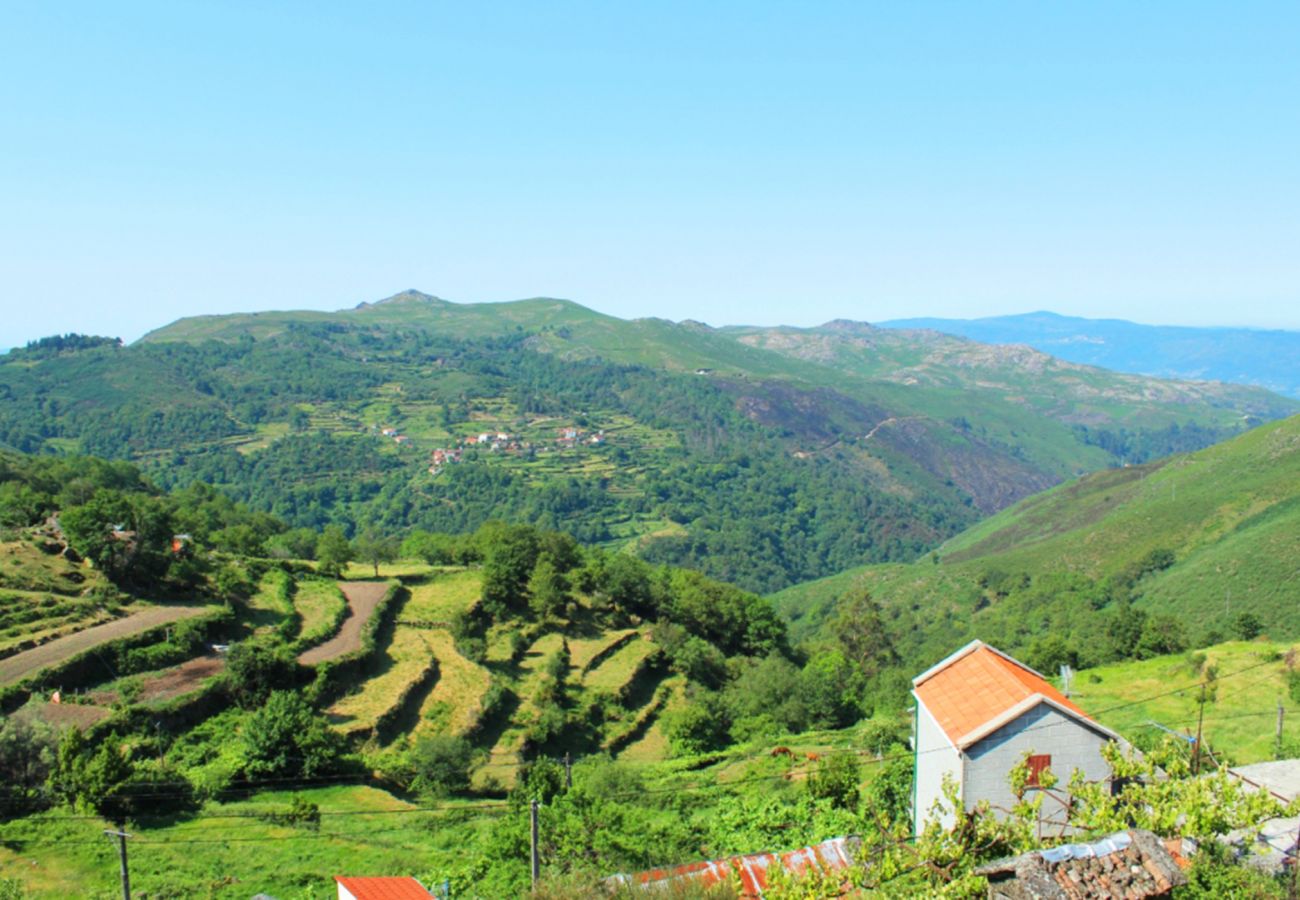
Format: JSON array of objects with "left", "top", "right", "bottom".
[{"left": 1026, "top": 754, "right": 1052, "bottom": 788}]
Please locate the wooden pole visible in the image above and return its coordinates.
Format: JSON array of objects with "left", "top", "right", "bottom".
[
  {"left": 530, "top": 799, "right": 540, "bottom": 889},
  {"left": 1193, "top": 684, "right": 1207, "bottom": 775},
  {"left": 1278, "top": 699, "right": 1285, "bottom": 760},
  {"left": 104, "top": 830, "right": 131, "bottom": 900}
]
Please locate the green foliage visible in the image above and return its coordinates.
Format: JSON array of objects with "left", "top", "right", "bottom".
[
  {"left": 241, "top": 690, "right": 343, "bottom": 779},
  {"left": 1233, "top": 612, "right": 1263, "bottom": 640},
  {"left": 353, "top": 530, "right": 398, "bottom": 577},
  {"left": 0, "top": 715, "right": 57, "bottom": 815},
  {"left": 406, "top": 735, "right": 474, "bottom": 797},
  {"left": 806, "top": 752, "right": 860, "bottom": 810},
  {"left": 224, "top": 638, "right": 302, "bottom": 708},
  {"left": 663, "top": 691, "right": 731, "bottom": 756},
  {"left": 48, "top": 729, "right": 134, "bottom": 819},
  {"left": 315, "top": 525, "right": 353, "bottom": 578},
  {"left": 480, "top": 522, "right": 539, "bottom": 617}
]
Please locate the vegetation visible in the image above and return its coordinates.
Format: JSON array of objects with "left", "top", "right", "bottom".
[
  {"left": 776, "top": 414, "right": 1300, "bottom": 672},
  {"left": 3, "top": 293, "right": 1292, "bottom": 593}
]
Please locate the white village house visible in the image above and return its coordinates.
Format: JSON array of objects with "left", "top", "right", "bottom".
[{"left": 911, "top": 640, "right": 1122, "bottom": 835}]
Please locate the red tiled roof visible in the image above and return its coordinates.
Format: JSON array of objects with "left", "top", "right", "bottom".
[
  {"left": 334, "top": 876, "right": 430, "bottom": 900},
  {"left": 606, "top": 836, "right": 858, "bottom": 898},
  {"left": 914, "top": 641, "right": 1095, "bottom": 748}
]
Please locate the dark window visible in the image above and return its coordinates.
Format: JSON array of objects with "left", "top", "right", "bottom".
[{"left": 1026, "top": 754, "right": 1052, "bottom": 788}]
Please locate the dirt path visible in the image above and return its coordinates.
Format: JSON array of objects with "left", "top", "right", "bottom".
[
  {"left": 0, "top": 605, "right": 212, "bottom": 686},
  {"left": 298, "top": 582, "right": 389, "bottom": 665}
]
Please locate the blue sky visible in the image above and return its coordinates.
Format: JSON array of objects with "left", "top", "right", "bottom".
[{"left": 2, "top": 2, "right": 1298, "bottom": 348}]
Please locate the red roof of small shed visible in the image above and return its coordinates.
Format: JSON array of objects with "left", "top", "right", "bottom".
[{"left": 334, "top": 876, "right": 430, "bottom": 900}]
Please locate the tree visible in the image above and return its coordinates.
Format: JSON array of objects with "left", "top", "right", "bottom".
[
  {"left": 242, "top": 691, "right": 343, "bottom": 779},
  {"left": 353, "top": 530, "right": 398, "bottom": 577},
  {"left": 48, "top": 729, "right": 134, "bottom": 818},
  {"left": 408, "top": 735, "right": 473, "bottom": 797},
  {"left": 833, "top": 587, "right": 898, "bottom": 679},
  {"left": 527, "top": 555, "right": 569, "bottom": 619},
  {"left": 807, "top": 752, "right": 861, "bottom": 810},
  {"left": 0, "top": 715, "right": 57, "bottom": 812},
  {"left": 480, "top": 522, "right": 538, "bottom": 617},
  {"left": 315, "top": 525, "right": 353, "bottom": 578},
  {"left": 1233, "top": 612, "right": 1263, "bottom": 641},
  {"left": 225, "top": 639, "right": 301, "bottom": 708}
]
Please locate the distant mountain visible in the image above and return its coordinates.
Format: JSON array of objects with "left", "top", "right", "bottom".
[
  {"left": 879, "top": 311, "right": 1300, "bottom": 398},
  {"left": 3, "top": 291, "right": 1297, "bottom": 592}
]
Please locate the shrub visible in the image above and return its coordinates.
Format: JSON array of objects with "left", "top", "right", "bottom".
[
  {"left": 241, "top": 691, "right": 343, "bottom": 779},
  {"left": 408, "top": 735, "right": 474, "bottom": 797}
]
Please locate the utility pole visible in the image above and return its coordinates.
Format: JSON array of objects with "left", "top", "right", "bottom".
[
  {"left": 1193, "top": 684, "right": 1207, "bottom": 776},
  {"left": 104, "top": 830, "right": 131, "bottom": 900},
  {"left": 529, "top": 799, "right": 540, "bottom": 889},
  {"left": 563, "top": 752, "right": 572, "bottom": 790},
  {"left": 1278, "top": 699, "right": 1285, "bottom": 760}
]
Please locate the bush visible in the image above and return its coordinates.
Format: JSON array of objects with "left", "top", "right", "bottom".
[
  {"left": 807, "top": 752, "right": 861, "bottom": 810},
  {"left": 241, "top": 691, "right": 343, "bottom": 779},
  {"left": 408, "top": 735, "right": 474, "bottom": 797},
  {"left": 1233, "top": 612, "right": 1263, "bottom": 640},
  {"left": 225, "top": 639, "right": 302, "bottom": 708}
]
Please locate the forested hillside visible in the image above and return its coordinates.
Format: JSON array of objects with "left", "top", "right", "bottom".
[
  {"left": 775, "top": 413, "right": 1300, "bottom": 675},
  {"left": 2, "top": 291, "right": 1294, "bottom": 593}
]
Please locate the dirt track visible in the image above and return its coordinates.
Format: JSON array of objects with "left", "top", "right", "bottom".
[
  {"left": 298, "top": 582, "right": 389, "bottom": 665},
  {"left": 0, "top": 605, "right": 212, "bottom": 686}
]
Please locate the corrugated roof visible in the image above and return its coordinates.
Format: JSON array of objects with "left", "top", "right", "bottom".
[
  {"left": 334, "top": 876, "right": 431, "bottom": 900},
  {"left": 914, "top": 640, "right": 1096, "bottom": 749},
  {"left": 606, "top": 835, "right": 859, "bottom": 898}
]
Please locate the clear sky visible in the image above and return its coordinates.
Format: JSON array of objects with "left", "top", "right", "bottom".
[{"left": 2, "top": 2, "right": 1298, "bottom": 349}]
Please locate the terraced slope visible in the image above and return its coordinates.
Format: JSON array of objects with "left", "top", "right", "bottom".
[
  {"left": 298, "top": 582, "right": 388, "bottom": 665},
  {"left": 0, "top": 604, "right": 212, "bottom": 686}
]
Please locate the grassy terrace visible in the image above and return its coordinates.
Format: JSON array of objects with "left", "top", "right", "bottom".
[
  {"left": 327, "top": 628, "right": 435, "bottom": 738},
  {"left": 293, "top": 579, "right": 347, "bottom": 647},
  {"left": 416, "top": 630, "right": 490, "bottom": 736},
  {"left": 581, "top": 636, "right": 658, "bottom": 694}
]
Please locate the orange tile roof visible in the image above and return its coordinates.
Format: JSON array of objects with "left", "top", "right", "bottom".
[
  {"left": 334, "top": 876, "right": 431, "bottom": 900},
  {"left": 914, "top": 642, "right": 1093, "bottom": 748}
]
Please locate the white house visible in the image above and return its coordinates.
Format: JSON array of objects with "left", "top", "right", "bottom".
[{"left": 911, "top": 640, "right": 1120, "bottom": 835}]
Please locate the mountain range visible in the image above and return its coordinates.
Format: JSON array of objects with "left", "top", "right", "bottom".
[
  {"left": 882, "top": 311, "right": 1300, "bottom": 399},
  {"left": 2, "top": 291, "right": 1295, "bottom": 593}
]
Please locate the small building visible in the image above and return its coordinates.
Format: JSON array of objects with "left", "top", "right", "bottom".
[
  {"left": 912, "top": 640, "right": 1121, "bottom": 835},
  {"left": 334, "top": 876, "right": 431, "bottom": 900}
]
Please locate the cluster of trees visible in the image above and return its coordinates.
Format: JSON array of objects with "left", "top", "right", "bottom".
[{"left": 0, "top": 323, "right": 985, "bottom": 593}]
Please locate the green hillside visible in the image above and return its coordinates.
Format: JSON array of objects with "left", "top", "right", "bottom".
[
  {"left": 4, "top": 293, "right": 1295, "bottom": 594},
  {"left": 775, "top": 414, "right": 1300, "bottom": 670}
]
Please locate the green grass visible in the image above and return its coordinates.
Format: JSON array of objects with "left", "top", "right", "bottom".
[
  {"left": 0, "top": 784, "right": 486, "bottom": 899},
  {"left": 293, "top": 580, "right": 347, "bottom": 646},
  {"left": 402, "top": 568, "right": 481, "bottom": 621},
  {"left": 327, "top": 628, "right": 435, "bottom": 737},
  {"left": 582, "top": 638, "right": 658, "bottom": 694},
  {"left": 1073, "top": 640, "right": 1300, "bottom": 765},
  {"left": 774, "top": 415, "right": 1300, "bottom": 660}
]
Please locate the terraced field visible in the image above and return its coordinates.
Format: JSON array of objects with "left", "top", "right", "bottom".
[
  {"left": 293, "top": 579, "right": 348, "bottom": 648},
  {"left": 298, "top": 582, "right": 388, "bottom": 665},
  {"left": 0, "top": 604, "right": 214, "bottom": 686},
  {"left": 581, "top": 635, "right": 659, "bottom": 693},
  {"left": 327, "top": 629, "right": 435, "bottom": 738},
  {"left": 0, "top": 590, "right": 117, "bottom": 657},
  {"left": 416, "top": 630, "right": 490, "bottom": 736}
]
